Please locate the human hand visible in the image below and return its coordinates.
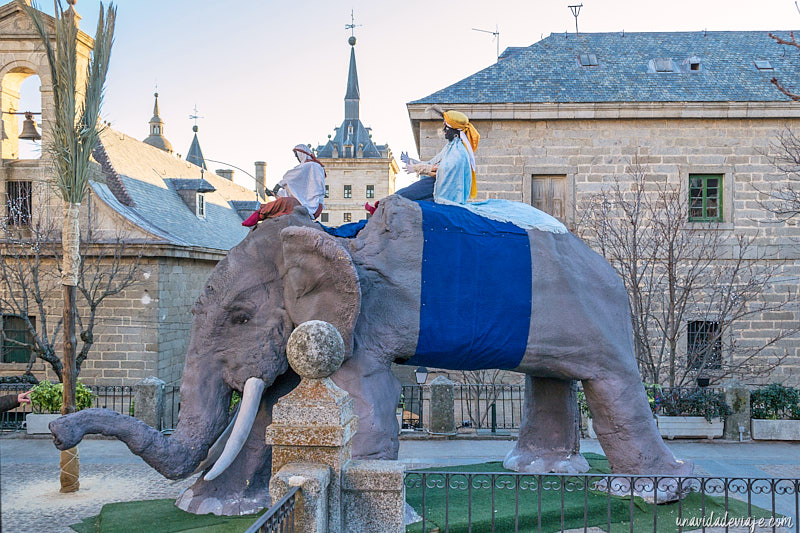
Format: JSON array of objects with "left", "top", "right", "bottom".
[
  {"left": 17, "top": 390, "right": 31, "bottom": 404},
  {"left": 400, "top": 151, "right": 411, "bottom": 165},
  {"left": 430, "top": 165, "right": 438, "bottom": 177}
]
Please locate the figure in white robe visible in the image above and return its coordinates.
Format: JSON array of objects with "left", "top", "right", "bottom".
[{"left": 277, "top": 144, "right": 326, "bottom": 219}]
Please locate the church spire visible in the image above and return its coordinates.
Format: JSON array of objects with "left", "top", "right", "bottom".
[
  {"left": 186, "top": 125, "right": 207, "bottom": 170},
  {"left": 344, "top": 35, "right": 360, "bottom": 120},
  {"left": 143, "top": 92, "right": 174, "bottom": 154}
]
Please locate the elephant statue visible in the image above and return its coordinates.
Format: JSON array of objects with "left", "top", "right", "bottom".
[{"left": 50, "top": 195, "right": 692, "bottom": 515}]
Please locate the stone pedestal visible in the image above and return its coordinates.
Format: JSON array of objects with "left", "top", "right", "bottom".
[
  {"left": 133, "top": 376, "right": 164, "bottom": 429},
  {"left": 270, "top": 463, "right": 330, "bottom": 533},
  {"left": 265, "top": 320, "right": 356, "bottom": 533},
  {"left": 722, "top": 382, "right": 751, "bottom": 441},
  {"left": 342, "top": 460, "right": 406, "bottom": 533},
  {"left": 428, "top": 376, "right": 455, "bottom": 434}
]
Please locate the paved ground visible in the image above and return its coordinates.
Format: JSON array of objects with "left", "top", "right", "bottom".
[{"left": 2, "top": 434, "right": 799, "bottom": 532}]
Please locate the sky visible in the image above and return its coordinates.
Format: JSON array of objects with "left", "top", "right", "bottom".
[{"left": 16, "top": 0, "right": 800, "bottom": 191}]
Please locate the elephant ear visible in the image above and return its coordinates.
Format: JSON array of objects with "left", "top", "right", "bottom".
[{"left": 280, "top": 226, "right": 361, "bottom": 359}]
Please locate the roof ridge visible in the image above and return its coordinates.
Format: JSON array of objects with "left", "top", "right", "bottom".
[{"left": 92, "top": 141, "right": 135, "bottom": 207}]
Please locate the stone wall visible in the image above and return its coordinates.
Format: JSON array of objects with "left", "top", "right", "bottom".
[
  {"left": 414, "top": 113, "right": 800, "bottom": 385},
  {"left": 156, "top": 257, "right": 216, "bottom": 385},
  {"left": 319, "top": 158, "right": 396, "bottom": 226}
]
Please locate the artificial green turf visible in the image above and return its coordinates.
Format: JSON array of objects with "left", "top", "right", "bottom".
[
  {"left": 405, "top": 453, "right": 779, "bottom": 533},
  {"left": 70, "top": 499, "right": 264, "bottom": 533}
]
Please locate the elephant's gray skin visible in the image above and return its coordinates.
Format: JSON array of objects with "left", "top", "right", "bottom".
[{"left": 49, "top": 195, "right": 692, "bottom": 515}]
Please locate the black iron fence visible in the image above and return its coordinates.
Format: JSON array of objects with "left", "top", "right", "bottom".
[
  {"left": 244, "top": 486, "right": 298, "bottom": 533},
  {"left": 405, "top": 471, "right": 799, "bottom": 533},
  {"left": 401, "top": 385, "right": 426, "bottom": 430},
  {"left": 161, "top": 383, "right": 180, "bottom": 432},
  {"left": 0, "top": 383, "right": 134, "bottom": 432},
  {"left": 455, "top": 384, "right": 524, "bottom": 431}
]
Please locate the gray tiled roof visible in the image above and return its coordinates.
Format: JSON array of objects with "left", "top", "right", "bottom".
[
  {"left": 169, "top": 178, "right": 216, "bottom": 193},
  {"left": 412, "top": 31, "right": 800, "bottom": 104},
  {"left": 91, "top": 128, "right": 255, "bottom": 251}
]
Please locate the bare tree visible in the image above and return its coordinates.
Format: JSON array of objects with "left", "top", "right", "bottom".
[
  {"left": 576, "top": 159, "right": 797, "bottom": 387},
  {"left": 769, "top": 30, "right": 800, "bottom": 101},
  {"left": 0, "top": 187, "right": 143, "bottom": 382}
]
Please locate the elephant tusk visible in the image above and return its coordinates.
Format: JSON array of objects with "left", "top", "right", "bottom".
[
  {"left": 188, "top": 403, "right": 240, "bottom": 477},
  {"left": 203, "top": 377, "right": 265, "bottom": 482}
]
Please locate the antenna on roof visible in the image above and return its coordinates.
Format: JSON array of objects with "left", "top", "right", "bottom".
[
  {"left": 472, "top": 25, "right": 500, "bottom": 62},
  {"left": 703, "top": 28, "right": 707, "bottom": 37},
  {"left": 568, "top": 4, "right": 583, "bottom": 36}
]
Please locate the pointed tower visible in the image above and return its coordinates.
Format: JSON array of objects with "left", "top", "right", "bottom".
[
  {"left": 186, "top": 125, "right": 207, "bottom": 170},
  {"left": 315, "top": 29, "right": 398, "bottom": 226},
  {"left": 143, "top": 92, "right": 174, "bottom": 154},
  {"left": 344, "top": 35, "right": 360, "bottom": 121}
]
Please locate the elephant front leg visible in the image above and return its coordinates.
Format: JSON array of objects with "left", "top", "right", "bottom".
[
  {"left": 332, "top": 355, "right": 401, "bottom": 460},
  {"left": 504, "top": 376, "right": 590, "bottom": 474},
  {"left": 176, "top": 371, "right": 300, "bottom": 516}
]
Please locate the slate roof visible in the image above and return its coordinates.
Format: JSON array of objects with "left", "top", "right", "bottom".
[
  {"left": 411, "top": 31, "right": 800, "bottom": 104},
  {"left": 91, "top": 128, "right": 255, "bottom": 251}
]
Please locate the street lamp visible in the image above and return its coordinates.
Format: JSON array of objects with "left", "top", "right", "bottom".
[{"left": 414, "top": 366, "right": 428, "bottom": 385}]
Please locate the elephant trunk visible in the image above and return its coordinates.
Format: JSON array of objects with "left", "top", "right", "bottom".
[{"left": 50, "top": 369, "right": 231, "bottom": 480}]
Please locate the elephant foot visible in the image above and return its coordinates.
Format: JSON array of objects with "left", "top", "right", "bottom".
[
  {"left": 503, "top": 446, "right": 590, "bottom": 474},
  {"left": 175, "top": 476, "right": 270, "bottom": 516}
]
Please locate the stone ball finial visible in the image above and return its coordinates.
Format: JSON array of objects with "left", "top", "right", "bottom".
[
  {"left": 192, "top": 125, "right": 198, "bottom": 133},
  {"left": 348, "top": 36, "right": 357, "bottom": 46},
  {"left": 287, "top": 321, "right": 344, "bottom": 379}
]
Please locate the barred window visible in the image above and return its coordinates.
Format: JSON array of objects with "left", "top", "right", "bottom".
[
  {"left": 687, "top": 321, "right": 722, "bottom": 370},
  {"left": 2, "top": 315, "right": 35, "bottom": 363},
  {"left": 343, "top": 212, "right": 352, "bottom": 223},
  {"left": 196, "top": 193, "right": 206, "bottom": 218},
  {"left": 6, "top": 181, "right": 31, "bottom": 227},
  {"left": 344, "top": 185, "right": 352, "bottom": 199}
]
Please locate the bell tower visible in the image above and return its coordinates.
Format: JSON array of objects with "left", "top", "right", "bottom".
[{"left": 0, "top": 0, "right": 93, "bottom": 222}]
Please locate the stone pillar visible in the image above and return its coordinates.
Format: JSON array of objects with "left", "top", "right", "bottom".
[
  {"left": 342, "top": 460, "right": 406, "bottom": 533},
  {"left": 270, "top": 463, "right": 330, "bottom": 533},
  {"left": 133, "top": 376, "right": 165, "bottom": 429},
  {"left": 428, "top": 375, "right": 455, "bottom": 434},
  {"left": 265, "top": 320, "right": 356, "bottom": 533},
  {"left": 722, "top": 381, "right": 751, "bottom": 441}
]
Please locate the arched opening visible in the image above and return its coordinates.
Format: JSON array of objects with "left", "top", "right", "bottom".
[{"left": 1, "top": 66, "right": 42, "bottom": 161}]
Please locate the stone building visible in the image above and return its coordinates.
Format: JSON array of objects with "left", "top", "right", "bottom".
[
  {"left": 408, "top": 31, "right": 800, "bottom": 385},
  {"left": 0, "top": 1, "right": 259, "bottom": 386},
  {"left": 315, "top": 36, "right": 398, "bottom": 226}
]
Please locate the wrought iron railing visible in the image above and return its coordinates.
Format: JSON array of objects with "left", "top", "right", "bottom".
[
  {"left": 244, "top": 486, "right": 298, "bottom": 533},
  {"left": 405, "top": 471, "right": 799, "bottom": 533},
  {"left": 161, "top": 383, "right": 180, "bottom": 432},
  {"left": 455, "top": 384, "right": 524, "bottom": 431},
  {"left": 0, "top": 383, "right": 134, "bottom": 431}
]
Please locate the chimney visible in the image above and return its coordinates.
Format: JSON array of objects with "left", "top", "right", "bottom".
[
  {"left": 216, "top": 169, "right": 234, "bottom": 181},
  {"left": 254, "top": 161, "right": 267, "bottom": 200}
]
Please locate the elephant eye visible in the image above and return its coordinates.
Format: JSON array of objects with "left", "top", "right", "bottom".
[{"left": 232, "top": 313, "right": 250, "bottom": 325}]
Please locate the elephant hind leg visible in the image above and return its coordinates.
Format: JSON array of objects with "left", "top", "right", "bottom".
[
  {"left": 504, "top": 376, "right": 589, "bottom": 474},
  {"left": 582, "top": 373, "right": 693, "bottom": 476}
]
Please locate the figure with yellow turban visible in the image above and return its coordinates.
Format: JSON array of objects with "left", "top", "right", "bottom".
[{"left": 365, "top": 108, "right": 479, "bottom": 214}]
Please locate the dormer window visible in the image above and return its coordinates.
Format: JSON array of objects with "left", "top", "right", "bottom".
[
  {"left": 578, "top": 53, "right": 598, "bottom": 66},
  {"left": 685, "top": 55, "right": 702, "bottom": 72},
  {"left": 754, "top": 59, "right": 773, "bottom": 71},
  {"left": 196, "top": 193, "right": 206, "bottom": 218},
  {"left": 652, "top": 58, "right": 675, "bottom": 73}
]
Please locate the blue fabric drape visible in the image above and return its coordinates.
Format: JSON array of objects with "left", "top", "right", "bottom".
[{"left": 408, "top": 201, "right": 532, "bottom": 370}]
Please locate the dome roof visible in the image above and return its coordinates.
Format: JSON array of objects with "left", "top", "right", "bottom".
[{"left": 143, "top": 134, "right": 174, "bottom": 153}]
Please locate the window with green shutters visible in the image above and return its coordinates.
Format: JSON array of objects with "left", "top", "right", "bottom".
[
  {"left": 689, "top": 174, "right": 723, "bottom": 222},
  {"left": 2, "top": 315, "right": 35, "bottom": 364}
]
